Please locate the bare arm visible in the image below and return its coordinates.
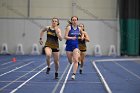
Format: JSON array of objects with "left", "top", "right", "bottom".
[
  {"left": 79, "top": 27, "right": 84, "bottom": 40},
  {"left": 39, "top": 27, "right": 48, "bottom": 45},
  {"left": 40, "top": 27, "right": 48, "bottom": 39},
  {"left": 55, "top": 27, "right": 63, "bottom": 41},
  {"left": 83, "top": 32, "right": 90, "bottom": 42}
]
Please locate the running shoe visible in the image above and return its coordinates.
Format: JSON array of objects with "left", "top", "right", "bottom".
[
  {"left": 46, "top": 67, "right": 50, "bottom": 74},
  {"left": 55, "top": 72, "right": 58, "bottom": 79},
  {"left": 78, "top": 62, "right": 81, "bottom": 66},
  {"left": 71, "top": 73, "right": 75, "bottom": 80},
  {"left": 79, "top": 69, "right": 82, "bottom": 74}
]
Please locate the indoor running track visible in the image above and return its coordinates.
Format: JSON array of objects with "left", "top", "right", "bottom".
[{"left": 0, "top": 55, "right": 140, "bottom": 93}]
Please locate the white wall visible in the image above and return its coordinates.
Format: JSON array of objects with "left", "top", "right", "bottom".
[
  {"left": 0, "top": 0, "right": 119, "bottom": 55},
  {"left": 0, "top": 0, "right": 117, "bottom": 19},
  {"left": 0, "top": 18, "right": 119, "bottom": 55}
]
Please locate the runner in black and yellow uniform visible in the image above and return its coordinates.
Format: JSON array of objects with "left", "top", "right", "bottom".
[
  {"left": 39, "top": 18, "right": 62, "bottom": 79},
  {"left": 78, "top": 23, "right": 90, "bottom": 74}
]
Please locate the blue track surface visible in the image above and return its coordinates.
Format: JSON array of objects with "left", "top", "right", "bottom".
[{"left": 0, "top": 55, "right": 140, "bottom": 93}]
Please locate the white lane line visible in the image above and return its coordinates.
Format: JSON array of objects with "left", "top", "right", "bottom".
[
  {"left": 0, "top": 81, "right": 101, "bottom": 84},
  {"left": 1, "top": 59, "right": 33, "bottom": 66},
  {"left": 52, "top": 63, "right": 70, "bottom": 93},
  {"left": 7, "top": 71, "right": 46, "bottom": 73},
  {"left": 113, "top": 61, "right": 140, "bottom": 80},
  {"left": 59, "top": 63, "right": 73, "bottom": 93},
  {"left": 1, "top": 61, "right": 12, "bottom": 66},
  {"left": 0, "top": 63, "right": 45, "bottom": 91},
  {"left": 10, "top": 62, "right": 54, "bottom": 93},
  {"left": 0, "top": 62, "right": 25, "bottom": 70},
  {"left": 95, "top": 58, "right": 140, "bottom": 62},
  {"left": 92, "top": 61, "right": 112, "bottom": 93},
  {"left": 0, "top": 81, "right": 24, "bottom": 83},
  {"left": 0, "top": 62, "right": 33, "bottom": 77}
]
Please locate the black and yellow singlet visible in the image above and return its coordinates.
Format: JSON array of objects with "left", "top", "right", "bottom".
[
  {"left": 45, "top": 27, "right": 59, "bottom": 49},
  {"left": 78, "top": 35, "right": 86, "bottom": 52}
]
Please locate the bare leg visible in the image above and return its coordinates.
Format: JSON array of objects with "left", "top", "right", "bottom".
[
  {"left": 52, "top": 52, "right": 60, "bottom": 79},
  {"left": 80, "top": 52, "right": 86, "bottom": 69},
  {"left": 45, "top": 47, "right": 52, "bottom": 68},
  {"left": 71, "top": 48, "right": 80, "bottom": 79},
  {"left": 45, "top": 47, "right": 52, "bottom": 74},
  {"left": 66, "top": 51, "right": 73, "bottom": 64},
  {"left": 52, "top": 52, "right": 59, "bottom": 73},
  {"left": 72, "top": 48, "right": 80, "bottom": 74},
  {"left": 79, "top": 52, "right": 86, "bottom": 74}
]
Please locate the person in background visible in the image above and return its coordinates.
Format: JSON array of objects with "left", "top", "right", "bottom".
[
  {"left": 39, "top": 17, "right": 62, "bottom": 79},
  {"left": 78, "top": 23, "right": 90, "bottom": 74}
]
